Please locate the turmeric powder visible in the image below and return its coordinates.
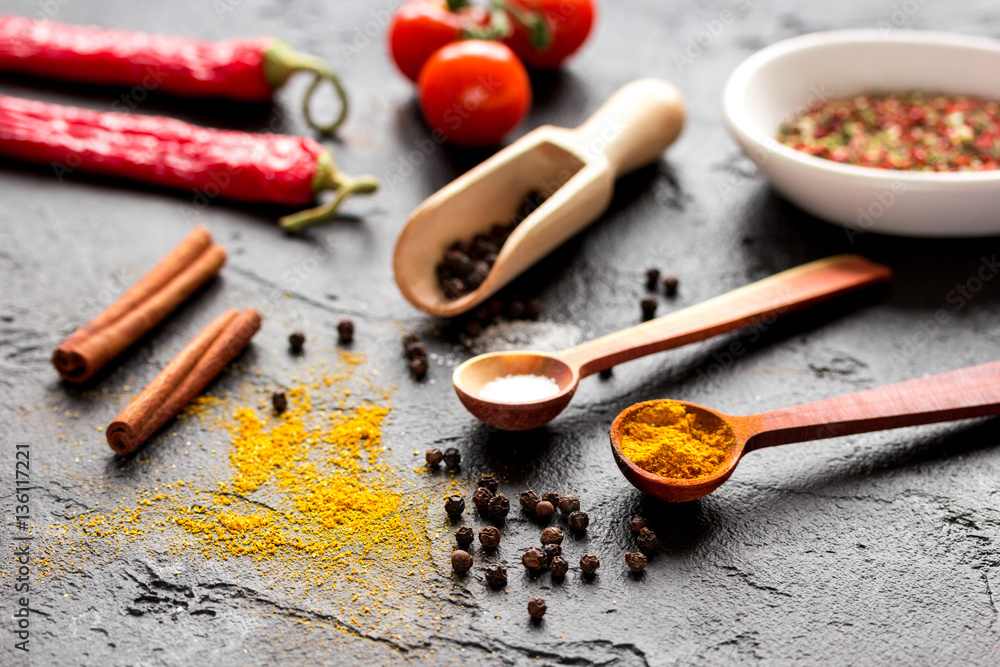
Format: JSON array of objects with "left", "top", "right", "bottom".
[{"left": 618, "top": 401, "right": 735, "bottom": 479}]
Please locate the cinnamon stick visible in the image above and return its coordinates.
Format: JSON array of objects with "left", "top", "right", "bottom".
[
  {"left": 52, "top": 226, "right": 227, "bottom": 383},
  {"left": 106, "top": 308, "right": 262, "bottom": 456}
]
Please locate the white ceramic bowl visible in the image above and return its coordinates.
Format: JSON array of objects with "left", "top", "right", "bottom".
[{"left": 723, "top": 29, "right": 1000, "bottom": 237}]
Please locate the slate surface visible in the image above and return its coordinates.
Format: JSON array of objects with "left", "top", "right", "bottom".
[{"left": 1, "top": 0, "right": 999, "bottom": 665}]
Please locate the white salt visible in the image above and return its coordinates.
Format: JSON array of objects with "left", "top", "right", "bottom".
[{"left": 478, "top": 374, "right": 561, "bottom": 403}]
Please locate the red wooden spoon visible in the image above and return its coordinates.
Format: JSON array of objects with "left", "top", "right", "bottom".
[{"left": 610, "top": 360, "right": 1000, "bottom": 502}]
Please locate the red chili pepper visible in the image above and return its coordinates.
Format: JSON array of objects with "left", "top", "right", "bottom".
[
  {"left": 0, "top": 94, "right": 377, "bottom": 231},
  {"left": 0, "top": 14, "right": 347, "bottom": 133}
]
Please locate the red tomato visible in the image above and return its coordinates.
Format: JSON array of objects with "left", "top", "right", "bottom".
[
  {"left": 388, "top": 1, "right": 489, "bottom": 82},
  {"left": 504, "top": 0, "right": 596, "bottom": 69},
  {"left": 418, "top": 40, "right": 531, "bottom": 147}
]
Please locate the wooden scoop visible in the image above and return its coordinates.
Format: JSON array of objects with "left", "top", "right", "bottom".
[
  {"left": 393, "top": 79, "right": 685, "bottom": 317},
  {"left": 453, "top": 255, "right": 892, "bottom": 430},
  {"left": 610, "top": 360, "right": 1000, "bottom": 502}
]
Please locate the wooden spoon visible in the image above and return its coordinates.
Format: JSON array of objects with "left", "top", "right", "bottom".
[
  {"left": 453, "top": 255, "right": 892, "bottom": 430},
  {"left": 610, "top": 360, "right": 1000, "bottom": 502},
  {"left": 393, "top": 79, "right": 685, "bottom": 317}
]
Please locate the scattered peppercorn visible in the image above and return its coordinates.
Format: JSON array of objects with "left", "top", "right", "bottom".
[
  {"left": 625, "top": 551, "right": 648, "bottom": 573},
  {"left": 488, "top": 493, "right": 510, "bottom": 521},
  {"left": 404, "top": 341, "right": 427, "bottom": 360},
  {"left": 579, "top": 553, "right": 600, "bottom": 575},
  {"left": 534, "top": 500, "right": 554, "bottom": 519},
  {"left": 444, "top": 495, "right": 465, "bottom": 519},
  {"left": 472, "top": 487, "right": 494, "bottom": 514},
  {"left": 401, "top": 332, "right": 420, "bottom": 348},
  {"left": 505, "top": 300, "right": 525, "bottom": 320},
  {"left": 549, "top": 555, "right": 569, "bottom": 577},
  {"left": 663, "top": 275, "right": 679, "bottom": 297},
  {"left": 455, "top": 526, "right": 474, "bottom": 549},
  {"left": 540, "top": 527, "right": 564, "bottom": 546},
  {"left": 522, "top": 547, "right": 546, "bottom": 571},
  {"left": 568, "top": 511, "right": 590, "bottom": 533},
  {"left": 288, "top": 331, "right": 306, "bottom": 354},
  {"left": 636, "top": 527, "right": 661, "bottom": 557},
  {"left": 641, "top": 296, "right": 658, "bottom": 320},
  {"left": 527, "top": 596, "right": 547, "bottom": 619},
  {"left": 542, "top": 492, "right": 560, "bottom": 506},
  {"left": 518, "top": 490, "right": 540, "bottom": 514},
  {"left": 524, "top": 298, "right": 542, "bottom": 320},
  {"left": 409, "top": 356, "right": 429, "bottom": 378},
  {"left": 479, "top": 526, "right": 501, "bottom": 548},
  {"left": 336, "top": 318, "right": 354, "bottom": 343},
  {"left": 599, "top": 368, "right": 613, "bottom": 380},
  {"left": 465, "top": 320, "right": 483, "bottom": 338},
  {"left": 557, "top": 494, "right": 580, "bottom": 516},
  {"left": 451, "top": 549, "right": 473, "bottom": 574},
  {"left": 271, "top": 391, "right": 287, "bottom": 415},
  {"left": 425, "top": 447, "right": 443, "bottom": 467},
  {"left": 477, "top": 474, "right": 499, "bottom": 494},
  {"left": 542, "top": 544, "right": 561, "bottom": 563},
  {"left": 645, "top": 268, "right": 661, "bottom": 291},
  {"left": 629, "top": 516, "right": 648, "bottom": 535},
  {"left": 484, "top": 563, "right": 508, "bottom": 588},
  {"left": 443, "top": 447, "right": 461, "bottom": 469}
]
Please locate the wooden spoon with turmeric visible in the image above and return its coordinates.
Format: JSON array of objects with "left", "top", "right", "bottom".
[{"left": 610, "top": 360, "right": 1000, "bottom": 502}]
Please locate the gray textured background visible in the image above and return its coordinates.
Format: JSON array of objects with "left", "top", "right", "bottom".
[{"left": 2, "top": 0, "right": 999, "bottom": 665}]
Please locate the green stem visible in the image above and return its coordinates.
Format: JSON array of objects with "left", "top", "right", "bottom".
[
  {"left": 490, "top": 0, "right": 550, "bottom": 50},
  {"left": 279, "top": 151, "right": 379, "bottom": 232},
  {"left": 264, "top": 39, "right": 349, "bottom": 134},
  {"left": 445, "top": 0, "right": 470, "bottom": 10}
]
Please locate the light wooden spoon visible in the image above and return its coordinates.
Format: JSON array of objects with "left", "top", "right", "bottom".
[
  {"left": 393, "top": 78, "right": 685, "bottom": 317},
  {"left": 610, "top": 360, "right": 1000, "bottom": 502},
  {"left": 452, "top": 255, "right": 891, "bottom": 431}
]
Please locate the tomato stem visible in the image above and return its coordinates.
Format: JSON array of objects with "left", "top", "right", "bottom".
[
  {"left": 445, "top": 0, "right": 471, "bottom": 11},
  {"left": 490, "top": 0, "right": 550, "bottom": 50}
]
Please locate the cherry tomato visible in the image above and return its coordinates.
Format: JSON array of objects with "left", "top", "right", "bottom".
[
  {"left": 418, "top": 40, "right": 531, "bottom": 147},
  {"left": 504, "top": 0, "right": 596, "bottom": 69},
  {"left": 388, "top": 1, "right": 489, "bottom": 82}
]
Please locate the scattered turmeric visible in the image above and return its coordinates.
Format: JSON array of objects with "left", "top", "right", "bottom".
[{"left": 618, "top": 401, "right": 735, "bottom": 479}]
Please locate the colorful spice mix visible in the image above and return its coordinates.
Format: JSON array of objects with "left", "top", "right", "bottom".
[{"left": 777, "top": 92, "right": 1000, "bottom": 171}]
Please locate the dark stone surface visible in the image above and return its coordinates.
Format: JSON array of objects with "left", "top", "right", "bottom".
[{"left": 2, "top": 0, "right": 1000, "bottom": 664}]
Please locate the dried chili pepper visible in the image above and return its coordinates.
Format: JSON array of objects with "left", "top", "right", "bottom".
[
  {"left": 0, "top": 14, "right": 348, "bottom": 133},
  {"left": 0, "top": 95, "right": 377, "bottom": 231}
]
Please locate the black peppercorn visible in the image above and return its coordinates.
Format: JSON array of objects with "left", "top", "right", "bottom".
[
  {"left": 444, "top": 495, "right": 465, "bottom": 519},
  {"left": 542, "top": 492, "right": 560, "bottom": 506},
  {"left": 567, "top": 511, "right": 589, "bottom": 533},
  {"left": 518, "top": 490, "right": 540, "bottom": 513},
  {"left": 505, "top": 300, "right": 525, "bottom": 320},
  {"left": 549, "top": 555, "right": 568, "bottom": 578},
  {"left": 527, "top": 596, "right": 547, "bottom": 619},
  {"left": 272, "top": 391, "right": 287, "bottom": 414},
  {"left": 401, "top": 332, "right": 420, "bottom": 348},
  {"left": 473, "top": 305, "right": 492, "bottom": 324},
  {"left": 405, "top": 341, "right": 428, "bottom": 361},
  {"left": 646, "top": 268, "right": 661, "bottom": 291},
  {"left": 425, "top": 447, "right": 443, "bottom": 467},
  {"left": 488, "top": 493, "right": 510, "bottom": 521},
  {"left": 409, "top": 356, "right": 429, "bottom": 378},
  {"left": 464, "top": 320, "right": 483, "bottom": 338},
  {"left": 479, "top": 526, "right": 501, "bottom": 549},
  {"left": 484, "top": 563, "right": 508, "bottom": 588},
  {"left": 443, "top": 447, "right": 461, "bottom": 469},
  {"left": 534, "top": 500, "right": 554, "bottom": 519},
  {"left": 455, "top": 526, "right": 474, "bottom": 549},
  {"left": 557, "top": 494, "right": 580, "bottom": 516},
  {"left": 640, "top": 296, "right": 658, "bottom": 320},
  {"left": 288, "top": 331, "right": 306, "bottom": 353},
  {"left": 476, "top": 474, "right": 499, "bottom": 494},
  {"left": 629, "top": 516, "right": 648, "bottom": 535},
  {"left": 579, "top": 553, "right": 600, "bottom": 575},
  {"left": 524, "top": 298, "right": 542, "bottom": 320},
  {"left": 472, "top": 487, "right": 494, "bottom": 514},
  {"left": 636, "top": 527, "right": 661, "bottom": 557},
  {"left": 599, "top": 368, "right": 613, "bottom": 379},
  {"left": 451, "top": 550, "right": 473, "bottom": 574},
  {"left": 522, "top": 547, "right": 546, "bottom": 571},
  {"left": 540, "top": 527, "right": 564, "bottom": 546},
  {"left": 625, "top": 551, "right": 648, "bottom": 573},
  {"left": 664, "top": 275, "right": 679, "bottom": 297},
  {"left": 336, "top": 318, "right": 354, "bottom": 343},
  {"left": 487, "top": 299, "right": 505, "bottom": 317},
  {"left": 542, "top": 544, "right": 561, "bottom": 563}
]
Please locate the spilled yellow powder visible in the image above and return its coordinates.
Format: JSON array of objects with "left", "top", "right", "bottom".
[{"left": 618, "top": 401, "right": 735, "bottom": 479}]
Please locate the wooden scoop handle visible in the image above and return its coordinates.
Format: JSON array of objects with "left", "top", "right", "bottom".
[
  {"left": 562, "top": 255, "right": 892, "bottom": 376},
  {"left": 567, "top": 78, "right": 686, "bottom": 177},
  {"left": 740, "top": 360, "right": 1000, "bottom": 451}
]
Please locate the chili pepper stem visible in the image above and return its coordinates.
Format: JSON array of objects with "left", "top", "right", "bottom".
[
  {"left": 264, "top": 39, "right": 349, "bottom": 134},
  {"left": 279, "top": 151, "right": 379, "bottom": 232}
]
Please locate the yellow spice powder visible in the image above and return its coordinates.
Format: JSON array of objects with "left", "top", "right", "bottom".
[{"left": 618, "top": 401, "right": 734, "bottom": 479}]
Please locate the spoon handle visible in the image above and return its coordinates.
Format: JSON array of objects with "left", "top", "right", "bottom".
[
  {"left": 562, "top": 255, "right": 891, "bottom": 376},
  {"left": 743, "top": 360, "right": 1000, "bottom": 451}
]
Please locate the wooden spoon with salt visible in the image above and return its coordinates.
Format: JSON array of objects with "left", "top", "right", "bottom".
[
  {"left": 610, "top": 360, "right": 1000, "bottom": 502},
  {"left": 453, "top": 255, "right": 891, "bottom": 431}
]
